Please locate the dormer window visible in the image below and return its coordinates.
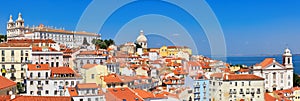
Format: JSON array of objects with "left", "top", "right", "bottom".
[
  {"left": 273, "top": 65, "right": 275, "bottom": 67},
  {"left": 36, "top": 65, "right": 40, "bottom": 68}
]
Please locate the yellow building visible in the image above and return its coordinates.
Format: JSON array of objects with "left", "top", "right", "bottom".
[
  {"left": 0, "top": 43, "right": 32, "bottom": 87},
  {"left": 159, "top": 46, "right": 168, "bottom": 57},
  {"left": 159, "top": 46, "right": 192, "bottom": 57},
  {"left": 81, "top": 64, "right": 108, "bottom": 86},
  {"left": 229, "top": 66, "right": 240, "bottom": 72}
]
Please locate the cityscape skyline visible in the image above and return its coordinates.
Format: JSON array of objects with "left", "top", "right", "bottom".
[{"left": 0, "top": 0, "right": 300, "bottom": 56}]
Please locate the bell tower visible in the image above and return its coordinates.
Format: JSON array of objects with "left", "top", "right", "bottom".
[
  {"left": 7, "top": 15, "right": 15, "bottom": 38},
  {"left": 283, "top": 48, "right": 293, "bottom": 68},
  {"left": 15, "top": 13, "right": 25, "bottom": 37}
]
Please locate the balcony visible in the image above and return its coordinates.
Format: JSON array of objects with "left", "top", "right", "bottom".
[
  {"left": 10, "top": 76, "right": 16, "bottom": 81},
  {"left": 10, "top": 68, "right": 16, "bottom": 73}
]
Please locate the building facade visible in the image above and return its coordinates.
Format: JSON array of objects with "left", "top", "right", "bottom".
[
  {"left": 210, "top": 73, "right": 265, "bottom": 101},
  {"left": 0, "top": 43, "right": 32, "bottom": 90},
  {"left": 252, "top": 48, "right": 294, "bottom": 92},
  {"left": 6, "top": 13, "right": 100, "bottom": 48}
]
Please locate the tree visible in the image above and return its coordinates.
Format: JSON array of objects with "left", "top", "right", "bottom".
[
  {"left": 293, "top": 73, "right": 300, "bottom": 87},
  {"left": 92, "top": 39, "right": 115, "bottom": 49}
]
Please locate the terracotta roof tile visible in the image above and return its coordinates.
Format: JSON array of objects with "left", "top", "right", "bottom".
[
  {"left": 0, "top": 76, "right": 17, "bottom": 90},
  {"left": 224, "top": 74, "right": 264, "bottom": 81},
  {"left": 12, "top": 96, "right": 71, "bottom": 101},
  {"left": 107, "top": 87, "right": 144, "bottom": 101},
  {"left": 27, "top": 64, "right": 50, "bottom": 71},
  {"left": 0, "top": 43, "right": 30, "bottom": 47},
  {"left": 67, "top": 87, "right": 78, "bottom": 96},
  {"left": 133, "top": 89, "right": 155, "bottom": 99},
  {"left": 7, "top": 39, "right": 56, "bottom": 44},
  {"left": 32, "top": 46, "right": 58, "bottom": 52},
  {"left": 77, "top": 83, "right": 98, "bottom": 89},
  {"left": 102, "top": 74, "right": 122, "bottom": 83}
]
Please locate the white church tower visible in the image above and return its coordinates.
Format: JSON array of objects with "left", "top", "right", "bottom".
[
  {"left": 7, "top": 13, "right": 25, "bottom": 39},
  {"left": 136, "top": 30, "right": 147, "bottom": 48},
  {"left": 283, "top": 48, "right": 293, "bottom": 68}
]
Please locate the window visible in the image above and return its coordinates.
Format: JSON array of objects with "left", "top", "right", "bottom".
[
  {"left": 2, "top": 57, "right": 4, "bottom": 62},
  {"left": 95, "top": 98, "right": 99, "bottom": 101},
  {"left": 92, "top": 89, "right": 95, "bottom": 94},
  {"left": 56, "top": 62, "right": 59, "bottom": 67},
  {"left": 56, "top": 57, "right": 59, "bottom": 59},
  {"left": 79, "top": 99, "right": 83, "bottom": 101},
  {"left": 46, "top": 90, "right": 49, "bottom": 94},
  {"left": 71, "top": 81, "right": 74, "bottom": 86},
  {"left": 54, "top": 82, "right": 57, "bottom": 86},
  {"left": 38, "top": 81, "right": 41, "bottom": 85},
  {"left": 30, "top": 81, "right": 33, "bottom": 85},
  {"left": 30, "top": 73, "right": 33, "bottom": 78},
  {"left": 1, "top": 50, "right": 4, "bottom": 56},
  {"left": 46, "top": 72, "right": 48, "bottom": 78},
  {"left": 38, "top": 72, "right": 41, "bottom": 77},
  {"left": 30, "top": 91, "right": 33, "bottom": 95},
  {"left": 242, "top": 82, "right": 244, "bottom": 86},
  {"left": 235, "top": 82, "right": 237, "bottom": 86},
  {"left": 45, "top": 81, "right": 49, "bottom": 84},
  {"left": 11, "top": 50, "right": 14, "bottom": 56},
  {"left": 88, "top": 98, "right": 91, "bottom": 101},
  {"left": 54, "top": 90, "right": 58, "bottom": 95},
  {"left": 91, "top": 74, "right": 95, "bottom": 79},
  {"left": 257, "top": 88, "right": 260, "bottom": 94}
]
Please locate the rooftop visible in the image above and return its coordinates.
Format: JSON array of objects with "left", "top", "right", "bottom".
[
  {"left": 107, "top": 87, "right": 143, "bottom": 101},
  {"left": 0, "top": 76, "right": 16, "bottom": 90},
  {"left": 27, "top": 64, "right": 50, "bottom": 71}
]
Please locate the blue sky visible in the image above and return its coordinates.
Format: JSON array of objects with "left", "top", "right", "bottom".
[{"left": 0, "top": 0, "right": 299, "bottom": 56}]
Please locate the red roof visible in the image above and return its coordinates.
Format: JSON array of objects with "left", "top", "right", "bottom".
[
  {"left": 187, "top": 61, "right": 201, "bottom": 67},
  {"left": 12, "top": 96, "right": 71, "bottom": 101},
  {"left": 7, "top": 39, "right": 56, "bottom": 44},
  {"left": 67, "top": 87, "right": 78, "bottom": 96},
  {"left": 0, "top": 43, "right": 30, "bottom": 47},
  {"left": 257, "top": 58, "right": 284, "bottom": 68},
  {"left": 173, "top": 68, "right": 187, "bottom": 75},
  {"left": 0, "top": 76, "right": 17, "bottom": 90},
  {"left": 77, "top": 83, "right": 98, "bottom": 89},
  {"left": 133, "top": 89, "right": 155, "bottom": 99},
  {"left": 224, "top": 74, "right": 264, "bottom": 81},
  {"left": 27, "top": 64, "right": 50, "bottom": 71},
  {"left": 32, "top": 46, "right": 58, "bottom": 52},
  {"left": 50, "top": 67, "right": 76, "bottom": 77},
  {"left": 102, "top": 74, "right": 122, "bottom": 83},
  {"left": 107, "top": 87, "right": 144, "bottom": 101}
]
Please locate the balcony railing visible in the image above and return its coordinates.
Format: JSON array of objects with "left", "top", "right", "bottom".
[{"left": 10, "top": 76, "right": 16, "bottom": 81}]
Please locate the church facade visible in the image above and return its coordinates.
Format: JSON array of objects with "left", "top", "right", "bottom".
[{"left": 252, "top": 48, "right": 294, "bottom": 92}]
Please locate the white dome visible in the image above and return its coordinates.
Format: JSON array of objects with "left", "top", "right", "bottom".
[
  {"left": 136, "top": 30, "right": 147, "bottom": 42},
  {"left": 284, "top": 48, "right": 292, "bottom": 55}
]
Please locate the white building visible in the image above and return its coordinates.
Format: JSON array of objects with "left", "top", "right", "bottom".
[
  {"left": 252, "top": 48, "right": 294, "bottom": 92},
  {"left": 6, "top": 13, "right": 100, "bottom": 48},
  {"left": 32, "top": 46, "right": 63, "bottom": 67},
  {"left": 26, "top": 64, "right": 83, "bottom": 96},
  {"left": 210, "top": 73, "right": 265, "bottom": 101},
  {"left": 136, "top": 30, "right": 147, "bottom": 48},
  {"left": 66, "top": 83, "right": 105, "bottom": 101}
]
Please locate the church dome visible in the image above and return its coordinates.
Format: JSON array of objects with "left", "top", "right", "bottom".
[
  {"left": 283, "top": 48, "right": 292, "bottom": 56},
  {"left": 136, "top": 30, "right": 147, "bottom": 42}
]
